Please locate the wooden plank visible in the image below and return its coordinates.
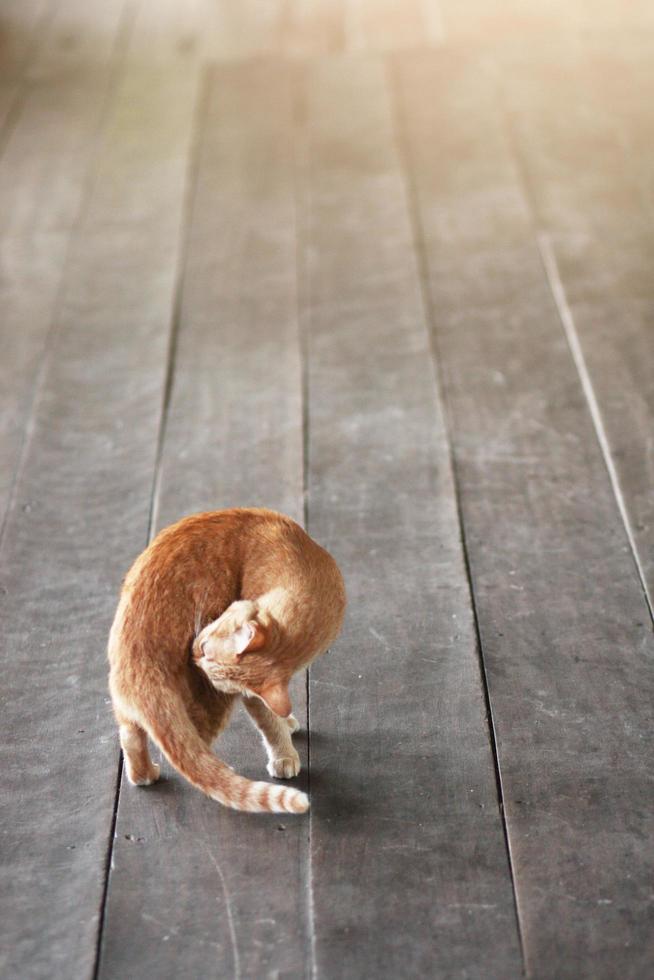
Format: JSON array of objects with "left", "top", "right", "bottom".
[
  {"left": 395, "top": 49, "right": 654, "bottom": 978},
  {"left": 302, "top": 56, "right": 522, "bottom": 978},
  {"left": 0, "top": 0, "right": 49, "bottom": 134},
  {"left": 0, "top": 0, "right": 129, "bottom": 527},
  {"left": 502, "top": 37, "right": 654, "bottom": 607},
  {"left": 203, "top": 0, "right": 447, "bottom": 60},
  {"left": 0, "top": 0, "right": 49, "bottom": 77},
  {"left": 205, "top": 0, "right": 285, "bottom": 61},
  {"left": 97, "top": 60, "right": 309, "bottom": 980},
  {"left": 438, "top": 0, "right": 654, "bottom": 40},
  {"left": 281, "top": 0, "right": 344, "bottom": 57},
  {"left": 344, "top": 0, "right": 443, "bottom": 51},
  {"left": 0, "top": 25, "right": 199, "bottom": 980},
  {"left": 435, "top": 0, "right": 571, "bottom": 39},
  {"left": 205, "top": 0, "right": 345, "bottom": 60},
  {"left": 498, "top": 40, "right": 644, "bottom": 238},
  {"left": 126, "top": 0, "right": 207, "bottom": 64}
]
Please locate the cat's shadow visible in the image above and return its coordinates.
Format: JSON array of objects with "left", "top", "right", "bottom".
[
  {"left": 147, "top": 726, "right": 434, "bottom": 828},
  {"left": 146, "top": 768, "right": 365, "bottom": 824},
  {"left": 145, "top": 727, "right": 372, "bottom": 822},
  {"left": 302, "top": 767, "right": 365, "bottom": 819}
]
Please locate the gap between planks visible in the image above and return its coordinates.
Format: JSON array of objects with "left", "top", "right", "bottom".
[
  {"left": 537, "top": 234, "right": 654, "bottom": 624},
  {"left": 146, "top": 66, "right": 214, "bottom": 544},
  {"left": 498, "top": 77, "right": 654, "bottom": 627},
  {"left": 291, "top": 61, "right": 318, "bottom": 980},
  {"left": 90, "top": 55, "right": 209, "bottom": 980}
]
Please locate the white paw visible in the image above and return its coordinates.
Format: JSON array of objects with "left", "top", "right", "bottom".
[
  {"left": 127, "top": 763, "right": 160, "bottom": 787},
  {"left": 286, "top": 714, "right": 300, "bottom": 733},
  {"left": 268, "top": 753, "right": 301, "bottom": 779}
]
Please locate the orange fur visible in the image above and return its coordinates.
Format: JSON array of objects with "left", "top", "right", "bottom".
[{"left": 108, "top": 508, "right": 345, "bottom": 814}]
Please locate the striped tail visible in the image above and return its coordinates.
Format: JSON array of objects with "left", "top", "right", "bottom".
[{"left": 121, "top": 676, "right": 308, "bottom": 814}]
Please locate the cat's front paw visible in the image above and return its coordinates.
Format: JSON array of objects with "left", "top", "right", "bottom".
[
  {"left": 268, "top": 752, "right": 301, "bottom": 779},
  {"left": 286, "top": 714, "right": 300, "bottom": 733}
]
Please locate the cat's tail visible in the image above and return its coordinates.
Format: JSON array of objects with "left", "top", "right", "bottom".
[{"left": 113, "top": 674, "right": 309, "bottom": 815}]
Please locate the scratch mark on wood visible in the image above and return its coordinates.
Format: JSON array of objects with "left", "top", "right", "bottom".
[
  {"left": 205, "top": 844, "right": 241, "bottom": 980},
  {"left": 369, "top": 626, "right": 391, "bottom": 648}
]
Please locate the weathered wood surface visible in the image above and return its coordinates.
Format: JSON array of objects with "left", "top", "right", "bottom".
[
  {"left": 204, "top": 0, "right": 446, "bottom": 59},
  {"left": 346, "top": 0, "right": 444, "bottom": 50},
  {"left": 0, "top": 0, "right": 127, "bottom": 527},
  {"left": 281, "top": 0, "right": 345, "bottom": 57},
  {"left": 395, "top": 49, "right": 654, "bottom": 978},
  {"left": 3, "top": 1, "right": 654, "bottom": 978},
  {"left": 502, "top": 38, "right": 654, "bottom": 609},
  {"left": 97, "top": 60, "right": 310, "bottom": 980},
  {"left": 438, "top": 0, "right": 654, "bottom": 39},
  {"left": 0, "top": 0, "right": 49, "bottom": 133},
  {"left": 302, "top": 57, "right": 521, "bottom": 978},
  {"left": 0, "top": 15, "right": 198, "bottom": 980}
]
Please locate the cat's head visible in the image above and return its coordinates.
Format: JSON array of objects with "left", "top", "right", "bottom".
[{"left": 192, "top": 600, "right": 291, "bottom": 717}]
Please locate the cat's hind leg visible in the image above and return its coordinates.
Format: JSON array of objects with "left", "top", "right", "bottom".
[
  {"left": 117, "top": 715, "right": 160, "bottom": 786},
  {"left": 243, "top": 696, "right": 301, "bottom": 779}
]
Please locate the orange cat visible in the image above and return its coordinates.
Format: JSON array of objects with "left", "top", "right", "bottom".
[{"left": 108, "top": 508, "right": 346, "bottom": 814}]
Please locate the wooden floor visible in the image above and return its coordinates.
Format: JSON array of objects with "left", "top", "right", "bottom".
[{"left": 1, "top": 1, "right": 653, "bottom": 978}]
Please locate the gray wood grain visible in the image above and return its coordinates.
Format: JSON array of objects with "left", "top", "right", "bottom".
[
  {"left": 0, "top": 45, "right": 198, "bottom": 980},
  {"left": 501, "top": 37, "right": 654, "bottom": 608},
  {"left": 3, "top": 3, "right": 653, "bottom": 978},
  {"left": 395, "top": 49, "right": 654, "bottom": 979},
  {"left": 0, "top": 0, "right": 128, "bottom": 526},
  {"left": 97, "top": 60, "right": 310, "bottom": 980},
  {"left": 302, "top": 56, "right": 522, "bottom": 979}
]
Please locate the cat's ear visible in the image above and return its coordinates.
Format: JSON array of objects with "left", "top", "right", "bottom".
[
  {"left": 231, "top": 621, "right": 267, "bottom": 657},
  {"left": 253, "top": 680, "right": 292, "bottom": 718}
]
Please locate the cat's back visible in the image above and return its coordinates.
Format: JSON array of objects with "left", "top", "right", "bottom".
[
  {"left": 113, "top": 511, "right": 246, "bottom": 657},
  {"left": 235, "top": 508, "right": 338, "bottom": 575},
  {"left": 112, "top": 509, "right": 344, "bottom": 657},
  {"left": 119, "top": 507, "right": 344, "bottom": 597},
  {"left": 122, "top": 509, "right": 268, "bottom": 594},
  {"left": 239, "top": 510, "right": 347, "bottom": 634}
]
